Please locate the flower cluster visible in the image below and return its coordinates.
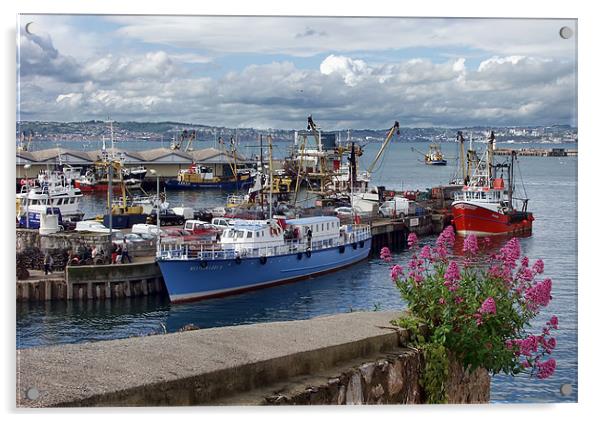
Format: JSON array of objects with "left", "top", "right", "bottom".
[
  {"left": 407, "top": 232, "right": 418, "bottom": 249},
  {"left": 384, "top": 226, "right": 558, "bottom": 385},
  {"left": 525, "top": 278, "right": 553, "bottom": 310},
  {"left": 390, "top": 264, "right": 404, "bottom": 280},
  {"left": 463, "top": 234, "right": 478, "bottom": 255},
  {"left": 380, "top": 246, "right": 392, "bottom": 262}
]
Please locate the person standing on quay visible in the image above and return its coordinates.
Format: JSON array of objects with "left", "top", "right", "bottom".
[
  {"left": 121, "top": 240, "right": 132, "bottom": 264},
  {"left": 43, "top": 253, "right": 54, "bottom": 275}
]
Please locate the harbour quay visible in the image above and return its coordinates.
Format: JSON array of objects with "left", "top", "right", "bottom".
[
  {"left": 494, "top": 147, "right": 577, "bottom": 157},
  {"left": 15, "top": 212, "right": 444, "bottom": 303}
]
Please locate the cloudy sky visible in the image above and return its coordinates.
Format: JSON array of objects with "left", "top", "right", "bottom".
[{"left": 17, "top": 15, "right": 577, "bottom": 129}]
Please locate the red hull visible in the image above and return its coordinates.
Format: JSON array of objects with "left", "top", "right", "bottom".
[
  {"left": 74, "top": 182, "right": 121, "bottom": 193},
  {"left": 451, "top": 202, "right": 533, "bottom": 237}
]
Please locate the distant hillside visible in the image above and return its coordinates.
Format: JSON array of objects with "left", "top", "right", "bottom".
[{"left": 16, "top": 121, "right": 577, "bottom": 144}]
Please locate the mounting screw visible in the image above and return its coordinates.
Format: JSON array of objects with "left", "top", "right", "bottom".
[
  {"left": 559, "top": 26, "right": 573, "bottom": 39},
  {"left": 560, "top": 383, "right": 572, "bottom": 396},
  {"left": 26, "top": 387, "right": 40, "bottom": 400}
]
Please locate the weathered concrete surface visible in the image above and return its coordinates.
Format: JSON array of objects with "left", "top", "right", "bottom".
[
  {"left": 16, "top": 311, "right": 490, "bottom": 407},
  {"left": 17, "top": 311, "right": 402, "bottom": 407}
]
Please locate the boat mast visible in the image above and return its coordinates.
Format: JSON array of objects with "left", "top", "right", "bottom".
[
  {"left": 268, "top": 134, "right": 273, "bottom": 219},
  {"left": 509, "top": 151, "right": 515, "bottom": 210},
  {"left": 487, "top": 131, "right": 495, "bottom": 184},
  {"left": 259, "top": 134, "right": 264, "bottom": 211},
  {"left": 350, "top": 141, "right": 355, "bottom": 223},
  {"left": 457, "top": 131, "right": 466, "bottom": 183}
]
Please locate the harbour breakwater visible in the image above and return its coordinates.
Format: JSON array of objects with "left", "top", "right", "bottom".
[{"left": 16, "top": 311, "right": 489, "bottom": 406}]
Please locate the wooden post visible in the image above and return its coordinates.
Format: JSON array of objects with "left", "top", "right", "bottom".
[{"left": 45, "top": 280, "right": 52, "bottom": 301}]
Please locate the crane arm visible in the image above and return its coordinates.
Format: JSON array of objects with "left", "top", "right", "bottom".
[
  {"left": 307, "top": 115, "right": 321, "bottom": 149},
  {"left": 367, "top": 121, "right": 400, "bottom": 174}
]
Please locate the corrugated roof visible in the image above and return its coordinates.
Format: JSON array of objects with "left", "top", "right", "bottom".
[
  {"left": 16, "top": 150, "right": 35, "bottom": 162},
  {"left": 30, "top": 148, "right": 93, "bottom": 163},
  {"left": 190, "top": 147, "right": 250, "bottom": 163},
  {"left": 15, "top": 147, "right": 251, "bottom": 165},
  {"left": 136, "top": 148, "right": 193, "bottom": 162},
  {"left": 86, "top": 149, "right": 145, "bottom": 162}
]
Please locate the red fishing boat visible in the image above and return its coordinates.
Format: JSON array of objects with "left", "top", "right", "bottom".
[{"left": 451, "top": 132, "right": 534, "bottom": 237}]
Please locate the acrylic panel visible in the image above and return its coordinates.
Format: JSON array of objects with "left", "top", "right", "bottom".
[{"left": 15, "top": 15, "right": 577, "bottom": 406}]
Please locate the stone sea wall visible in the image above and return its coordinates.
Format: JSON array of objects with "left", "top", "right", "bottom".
[{"left": 17, "top": 311, "right": 489, "bottom": 407}]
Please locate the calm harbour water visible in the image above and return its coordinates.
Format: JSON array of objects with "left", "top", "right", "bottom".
[{"left": 16, "top": 140, "right": 578, "bottom": 403}]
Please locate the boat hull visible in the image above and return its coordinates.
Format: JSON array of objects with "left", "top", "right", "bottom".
[
  {"left": 74, "top": 182, "right": 125, "bottom": 193},
  {"left": 451, "top": 202, "right": 533, "bottom": 236},
  {"left": 158, "top": 238, "right": 372, "bottom": 302},
  {"left": 426, "top": 160, "right": 447, "bottom": 166}
]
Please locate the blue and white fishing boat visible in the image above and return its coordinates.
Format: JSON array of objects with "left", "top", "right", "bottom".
[{"left": 157, "top": 216, "right": 372, "bottom": 302}]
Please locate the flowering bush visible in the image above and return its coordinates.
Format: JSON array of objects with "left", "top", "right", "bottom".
[{"left": 385, "top": 227, "right": 558, "bottom": 403}]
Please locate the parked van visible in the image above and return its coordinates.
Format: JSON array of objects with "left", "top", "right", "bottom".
[
  {"left": 131, "top": 223, "right": 163, "bottom": 236},
  {"left": 210, "top": 217, "right": 232, "bottom": 231},
  {"left": 378, "top": 197, "right": 416, "bottom": 218}
]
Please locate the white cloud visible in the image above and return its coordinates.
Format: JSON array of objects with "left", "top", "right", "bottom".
[
  {"left": 22, "top": 52, "right": 573, "bottom": 128},
  {"left": 320, "top": 55, "right": 372, "bottom": 87},
  {"left": 105, "top": 16, "right": 576, "bottom": 59},
  {"left": 17, "top": 16, "right": 577, "bottom": 128}
]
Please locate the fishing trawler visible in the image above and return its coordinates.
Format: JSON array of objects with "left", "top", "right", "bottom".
[
  {"left": 157, "top": 216, "right": 372, "bottom": 302},
  {"left": 412, "top": 142, "right": 447, "bottom": 165},
  {"left": 165, "top": 164, "right": 254, "bottom": 189},
  {"left": 424, "top": 143, "right": 447, "bottom": 165},
  {"left": 451, "top": 131, "right": 534, "bottom": 237}
]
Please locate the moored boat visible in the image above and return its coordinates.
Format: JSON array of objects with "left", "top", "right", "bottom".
[
  {"left": 451, "top": 132, "right": 534, "bottom": 237},
  {"left": 424, "top": 143, "right": 447, "bottom": 165},
  {"left": 157, "top": 216, "right": 372, "bottom": 302},
  {"left": 16, "top": 170, "right": 84, "bottom": 222},
  {"left": 164, "top": 164, "right": 254, "bottom": 190}
]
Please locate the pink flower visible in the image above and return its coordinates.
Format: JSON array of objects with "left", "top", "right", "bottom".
[
  {"left": 419, "top": 245, "right": 432, "bottom": 260},
  {"left": 479, "top": 297, "right": 497, "bottom": 315},
  {"left": 438, "top": 297, "right": 446, "bottom": 305},
  {"left": 390, "top": 264, "right": 404, "bottom": 281},
  {"left": 434, "top": 244, "right": 448, "bottom": 260},
  {"left": 533, "top": 259, "right": 544, "bottom": 274},
  {"left": 525, "top": 278, "right": 552, "bottom": 310},
  {"left": 380, "top": 247, "right": 392, "bottom": 262},
  {"left": 541, "top": 337, "right": 557, "bottom": 353},
  {"left": 444, "top": 261, "right": 461, "bottom": 283},
  {"left": 517, "top": 336, "right": 539, "bottom": 357},
  {"left": 520, "top": 256, "right": 529, "bottom": 268},
  {"left": 499, "top": 238, "right": 521, "bottom": 269},
  {"left": 454, "top": 296, "right": 464, "bottom": 304},
  {"left": 547, "top": 315, "right": 559, "bottom": 329},
  {"left": 518, "top": 267, "right": 534, "bottom": 282},
  {"left": 437, "top": 226, "right": 455, "bottom": 248},
  {"left": 463, "top": 234, "right": 478, "bottom": 255},
  {"left": 409, "top": 270, "right": 424, "bottom": 284},
  {"left": 474, "top": 313, "right": 483, "bottom": 326},
  {"left": 536, "top": 358, "right": 556, "bottom": 379},
  {"left": 407, "top": 233, "right": 418, "bottom": 248}
]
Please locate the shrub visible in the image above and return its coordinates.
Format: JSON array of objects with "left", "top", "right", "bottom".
[{"left": 385, "top": 228, "right": 558, "bottom": 403}]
